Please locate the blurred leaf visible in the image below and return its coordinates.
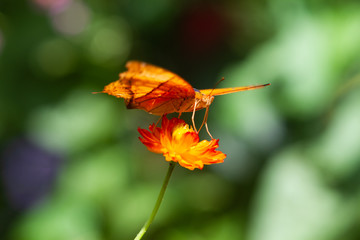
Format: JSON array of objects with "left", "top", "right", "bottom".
[
  {"left": 58, "top": 145, "right": 130, "bottom": 203},
  {"left": 11, "top": 199, "right": 100, "bottom": 240},
  {"left": 310, "top": 89, "right": 360, "bottom": 180},
  {"left": 249, "top": 146, "right": 341, "bottom": 240},
  {"left": 27, "top": 90, "right": 121, "bottom": 154}
]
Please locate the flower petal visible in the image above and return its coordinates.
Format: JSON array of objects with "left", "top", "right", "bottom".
[{"left": 138, "top": 116, "right": 226, "bottom": 170}]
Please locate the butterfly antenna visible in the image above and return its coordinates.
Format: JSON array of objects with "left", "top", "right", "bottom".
[{"left": 208, "top": 77, "right": 225, "bottom": 96}]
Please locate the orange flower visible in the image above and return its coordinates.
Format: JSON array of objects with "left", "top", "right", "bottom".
[{"left": 138, "top": 116, "right": 226, "bottom": 170}]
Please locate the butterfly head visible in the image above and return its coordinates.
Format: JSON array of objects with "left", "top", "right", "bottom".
[{"left": 194, "top": 90, "right": 215, "bottom": 109}]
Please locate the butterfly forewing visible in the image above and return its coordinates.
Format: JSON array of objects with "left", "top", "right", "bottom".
[{"left": 103, "top": 61, "right": 195, "bottom": 115}]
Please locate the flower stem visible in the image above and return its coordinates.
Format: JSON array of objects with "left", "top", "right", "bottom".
[{"left": 134, "top": 162, "right": 175, "bottom": 240}]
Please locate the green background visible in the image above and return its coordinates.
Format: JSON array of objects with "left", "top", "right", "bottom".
[{"left": 1, "top": 0, "right": 360, "bottom": 239}]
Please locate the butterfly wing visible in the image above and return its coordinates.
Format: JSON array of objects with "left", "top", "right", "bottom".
[
  {"left": 199, "top": 83, "right": 270, "bottom": 96},
  {"left": 102, "top": 61, "right": 195, "bottom": 115}
]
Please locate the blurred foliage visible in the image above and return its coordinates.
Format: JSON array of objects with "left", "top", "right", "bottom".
[{"left": 1, "top": 0, "right": 360, "bottom": 240}]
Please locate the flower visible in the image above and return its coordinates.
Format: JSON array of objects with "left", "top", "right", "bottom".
[{"left": 138, "top": 116, "right": 226, "bottom": 170}]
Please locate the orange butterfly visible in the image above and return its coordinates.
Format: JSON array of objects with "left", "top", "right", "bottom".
[{"left": 101, "top": 61, "right": 270, "bottom": 137}]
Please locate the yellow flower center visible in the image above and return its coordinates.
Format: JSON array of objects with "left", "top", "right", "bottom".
[{"left": 172, "top": 123, "right": 194, "bottom": 141}]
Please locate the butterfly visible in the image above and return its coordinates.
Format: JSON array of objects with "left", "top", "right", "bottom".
[{"left": 100, "top": 61, "right": 270, "bottom": 137}]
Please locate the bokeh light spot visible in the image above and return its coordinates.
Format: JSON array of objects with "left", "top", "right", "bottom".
[
  {"left": 88, "top": 18, "right": 131, "bottom": 67},
  {"left": 51, "top": 0, "right": 91, "bottom": 35},
  {"left": 32, "top": 0, "right": 71, "bottom": 14}
]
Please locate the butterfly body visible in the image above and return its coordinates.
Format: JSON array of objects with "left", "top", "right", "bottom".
[{"left": 102, "top": 61, "right": 269, "bottom": 115}]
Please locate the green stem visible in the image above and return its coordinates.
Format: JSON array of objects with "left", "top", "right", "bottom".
[{"left": 134, "top": 162, "right": 175, "bottom": 240}]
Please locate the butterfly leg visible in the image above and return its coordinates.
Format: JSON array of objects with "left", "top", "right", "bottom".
[
  {"left": 205, "top": 121, "right": 213, "bottom": 139},
  {"left": 155, "top": 115, "right": 162, "bottom": 127},
  {"left": 191, "top": 99, "right": 200, "bottom": 132},
  {"left": 198, "top": 107, "right": 213, "bottom": 139},
  {"left": 198, "top": 110, "right": 206, "bottom": 132}
]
